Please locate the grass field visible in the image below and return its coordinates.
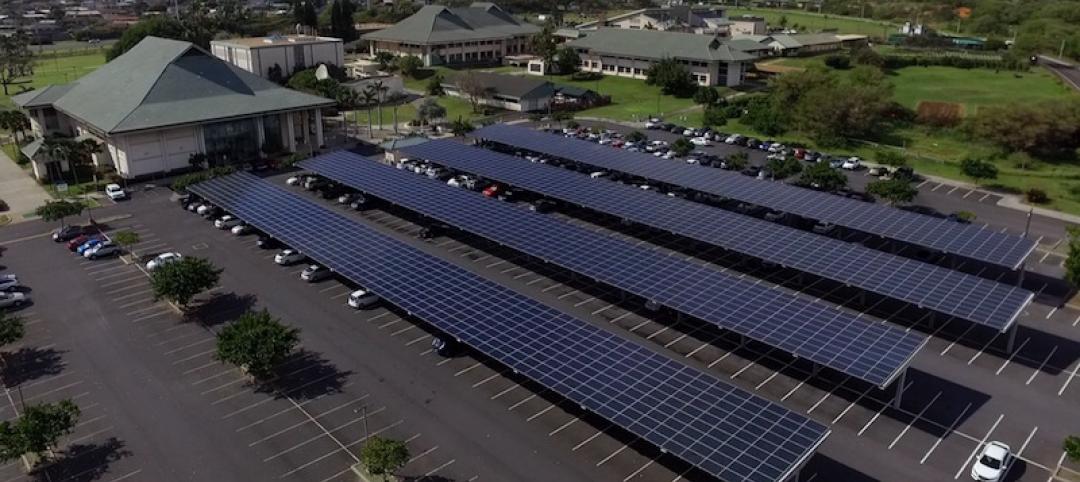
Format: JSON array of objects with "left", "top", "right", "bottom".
[
  {"left": 0, "top": 52, "right": 106, "bottom": 109},
  {"left": 728, "top": 7, "right": 898, "bottom": 38},
  {"left": 347, "top": 95, "right": 480, "bottom": 128},
  {"left": 546, "top": 73, "right": 705, "bottom": 122}
]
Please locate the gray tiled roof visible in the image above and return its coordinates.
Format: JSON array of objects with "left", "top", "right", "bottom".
[
  {"left": 361, "top": 3, "right": 539, "bottom": 45},
  {"left": 11, "top": 84, "right": 74, "bottom": 109},
  {"left": 35, "top": 36, "right": 333, "bottom": 135},
  {"left": 567, "top": 28, "right": 756, "bottom": 63}
]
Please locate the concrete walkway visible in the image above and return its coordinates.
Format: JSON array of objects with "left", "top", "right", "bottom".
[{"left": 0, "top": 147, "right": 51, "bottom": 224}]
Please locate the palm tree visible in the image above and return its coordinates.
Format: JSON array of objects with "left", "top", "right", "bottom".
[
  {"left": 42, "top": 136, "right": 75, "bottom": 183},
  {"left": 336, "top": 89, "right": 360, "bottom": 139},
  {"left": 387, "top": 92, "right": 408, "bottom": 136},
  {"left": 361, "top": 87, "right": 378, "bottom": 138},
  {"left": 372, "top": 80, "right": 388, "bottom": 130}
]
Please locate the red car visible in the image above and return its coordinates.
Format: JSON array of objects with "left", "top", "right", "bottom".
[
  {"left": 794, "top": 148, "right": 806, "bottom": 160},
  {"left": 482, "top": 184, "right": 503, "bottom": 198},
  {"left": 66, "top": 234, "right": 93, "bottom": 251}
]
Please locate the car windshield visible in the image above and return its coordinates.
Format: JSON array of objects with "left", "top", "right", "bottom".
[{"left": 979, "top": 454, "right": 1002, "bottom": 469}]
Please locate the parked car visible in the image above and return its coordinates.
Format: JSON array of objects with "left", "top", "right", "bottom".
[
  {"left": 828, "top": 158, "right": 845, "bottom": 169},
  {"left": 531, "top": 200, "right": 557, "bottom": 214},
  {"left": 231, "top": 224, "right": 252, "bottom": 235},
  {"left": 85, "top": 241, "right": 120, "bottom": 259},
  {"left": 482, "top": 184, "right": 504, "bottom": 198},
  {"left": 970, "top": 441, "right": 1010, "bottom": 482},
  {"left": 76, "top": 238, "right": 104, "bottom": 255},
  {"left": 347, "top": 289, "right": 379, "bottom": 309},
  {"left": 105, "top": 183, "right": 127, "bottom": 201},
  {"left": 0, "top": 292, "right": 27, "bottom": 309},
  {"left": 52, "top": 225, "right": 83, "bottom": 242},
  {"left": 146, "top": 252, "right": 183, "bottom": 271},
  {"left": 812, "top": 222, "right": 836, "bottom": 235},
  {"left": 741, "top": 166, "right": 762, "bottom": 177},
  {"left": 274, "top": 249, "right": 305, "bottom": 265},
  {"left": 0, "top": 274, "right": 18, "bottom": 291},
  {"left": 431, "top": 335, "right": 460, "bottom": 357},
  {"left": 300, "top": 264, "right": 331, "bottom": 282},
  {"left": 66, "top": 234, "right": 92, "bottom": 251},
  {"left": 256, "top": 235, "right": 280, "bottom": 249},
  {"left": 690, "top": 137, "right": 711, "bottom": 146},
  {"left": 214, "top": 215, "right": 242, "bottom": 230},
  {"left": 349, "top": 196, "right": 371, "bottom": 211},
  {"left": 867, "top": 166, "right": 888, "bottom": 176},
  {"left": 841, "top": 157, "right": 862, "bottom": 170},
  {"left": 337, "top": 193, "right": 361, "bottom": 205},
  {"left": 285, "top": 174, "right": 309, "bottom": 186}
]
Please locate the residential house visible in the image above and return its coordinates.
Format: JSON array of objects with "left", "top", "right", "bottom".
[
  {"left": 442, "top": 72, "right": 554, "bottom": 112},
  {"left": 566, "top": 28, "right": 758, "bottom": 87},
  {"left": 362, "top": 2, "right": 540, "bottom": 67},
  {"left": 211, "top": 34, "right": 345, "bottom": 79},
  {"left": 577, "top": 6, "right": 731, "bottom": 36},
  {"left": 13, "top": 36, "right": 334, "bottom": 181},
  {"left": 751, "top": 33, "right": 869, "bottom": 56}
]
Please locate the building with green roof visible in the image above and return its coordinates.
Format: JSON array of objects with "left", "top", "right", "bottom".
[
  {"left": 361, "top": 2, "right": 540, "bottom": 67},
  {"left": 12, "top": 36, "right": 334, "bottom": 181},
  {"left": 566, "top": 28, "right": 759, "bottom": 87}
]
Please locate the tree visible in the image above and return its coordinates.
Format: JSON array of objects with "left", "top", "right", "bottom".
[
  {"left": 531, "top": 21, "right": 559, "bottom": 66},
  {"left": 360, "top": 87, "right": 377, "bottom": 138},
  {"left": 329, "top": 0, "right": 358, "bottom": 41},
  {"left": 644, "top": 58, "right": 696, "bottom": 97},
  {"left": 35, "top": 200, "right": 84, "bottom": 228},
  {"left": 295, "top": 0, "right": 318, "bottom": 28},
  {"left": 0, "top": 400, "right": 80, "bottom": 462},
  {"left": 625, "top": 131, "right": 647, "bottom": 143},
  {"left": 1065, "top": 435, "right": 1080, "bottom": 463},
  {"left": 0, "top": 111, "right": 30, "bottom": 145},
  {"left": 866, "top": 178, "right": 918, "bottom": 205},
  {"left": 554, "top": 46, "right": 580, "bottom": 75},
  {"left": 743, "top": 97, "right": 786, "bottom": 136},
  {"left": 702, "top": 104, "right": 728, "bottom": 127},
  {"left": 851, "top": 46, "right": 884, "bottom": 67},
  {"left": 216, "top": 309, "right": 299, "bottom": 379},
  {"left": 960, "top": 158, "right": 998, "bottom": 186},
  {"left": 107, "top": 17, "right": 189, "bottom": 60},
  {"left": 875, "top": 149, "right": 907, "bottom": 167},
  {"left": 267, "top": 64, "right": 285, "bottom": 84},
  {"left": 416, "top": 98, "right": 446, "bottom": 125},
  {"left": 426, "top": 74, "right": 445, "bottom": 96},
  {"left": 670, "top": 138, "right": 693, "bottom": 157},
  {"left": 336, "top": 88, "right": 361, "bottom": 139},
  {"left": 693, "top": 86, "right": 719, "bottom": 106},
  {"left": 0, "top": 33, "right": 33, "bottom": 96},
  {"left": 397, "top": 56, "right": 423, "bottom": 78},
  {"left": 387, "top": 92, "right": 408, "bottom": 135},
  {"left": 372, "top": 80, "right": 389, "bottom": 129},
  {"left": 360, "top": 436, "right": 410, "bottom": 478},
  {"left": 0, "top": 312, "right": 24, "bottom": 349},
  {"left": 797, "top": 162, "right": 848, "bottom": 192},
  {"left": 766, "top": 156, "right": 802, "bottom": 180},
  {"left": 725, "top": 152, "right": 749, "bottom": 171},
  {"left": 966, "top": 99, "right": 1080, "bottom": 158},
  {"left": 373, "top": 52, "right": 396, "bottom": 71},
  {"left": 112, "top": 230, "right": 141, "bottom": 258},
  {"left": 789, "top": 67, "right": 893, "bottom": 146},
  {"left": 449, "top": 117, "right": 474, "bottom": 137},
  {"left": 150, "top": 256, "right": 222, "bottom": 308},
  {"left": 824, "top": 54, "right": 851, "bottom": 69},
  {"left": 456, "top": 71, "right": 493, "bottom": 113}
]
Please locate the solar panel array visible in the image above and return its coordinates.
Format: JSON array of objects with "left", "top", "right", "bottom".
[
  {"left": 189, "top": 172, "right": 830, "bottom": 482},
  {"left": 398, "top": 140, "right": 1033, "bottom": 332},
  {"left": 303, "top": 151, "right": 924, "bottom": 387},
  {"left": 470, "top": 124, "right": 1037, "bottom": 270}
]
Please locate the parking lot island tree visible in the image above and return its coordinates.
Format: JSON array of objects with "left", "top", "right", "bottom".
[
  {"left": 625, "top": 131, "right": 647, "bottom": 143},
  {"left": 960, "top": 158, "right": 998, "bottom": 186},
  {"left": 797, "top": 161, "right": 848, "bottom": 192},
  {"left": 0, "top": 312, "right": 24, "bottom": 352},
  {"left": 112, "top": 230, "right": 140, "bottom": 260},
  {"left": 1066, "top": 435, "right": 1080, "bottom": 462},
  {"left": 1065, "top": 227, "right": 1080, "bottom": 289},
  {"left": 215, "top": 309, "right": 300, "bottom": 379},
  {"left": 359, "top": 435, "right": 410, "bottom": 481},
  {"left": 34, "top": 200, "right": 84, "bottom": 229},
  {"left": 149, "top": 256, "right": 222, "bottom": 309},
  {"left": 866, "top": 178, "right": 919, "bottom": 205},
  {"left": 670, "top": 138, "right": 693, "bottom": 158},
  {"left": 725, "top": 152, "right": 749, "bottom": 172},
  {"left": 766, "top": 156, "right": 803, "bottom": 180},
  {"left": 0, "top": 399, "right": 80, "bottom": 464}
]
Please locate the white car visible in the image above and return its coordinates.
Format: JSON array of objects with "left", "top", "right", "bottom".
[
  {"left": 0, "top": 274, "right": 18, "bottom": 291},
  {"left": 724, "top": 135, "right": 743, "bottom": 144},
  {"left": 146, "top": 252, "right": 182, "bottom": 271},
  {"left": 214, "top": 215, "right": 242, "bottom": 230},
  {"left": 104, "top": 183, "right": 126, "bottom": 201},
  {"left": 690, "top": 137, "right": 711, "bottom": 146},
  {"left": 971, "top": 441, "right": 1010, "bottom": 481},
  {"left": 841, "top": 157, "right": 862, "bottom": 170},
  {"left": 231, "top": 224, "right": 252, "bottom": 235},
  {"left": 347, "top": 289, "right": 379, "bottom": 309},
  {"left": 589, "top": 171, "right": 608, "bottom": 179},
  {"left": 0, "top": 292, "right": 27, "bottom": 309},
  {"left": 274, "top": 249, "right": 305, "bottom": 265},
  {"left": 300, "top": 264, "right": 331, "bottom": 282},
  {"left": 196, "top": 203, "right": 214, "bottom": 215}
]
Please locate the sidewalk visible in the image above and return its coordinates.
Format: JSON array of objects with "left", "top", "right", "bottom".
[{"left": 0, "top": 147, "right": 51, "bottom": 224}]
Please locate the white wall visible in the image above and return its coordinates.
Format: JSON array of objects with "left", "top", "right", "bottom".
[
  {"left": 113, "top": 126, "right": 199, "bottom": 178},
  {"left": 212, "top": 40, "right": 345, "bottom": 78}
]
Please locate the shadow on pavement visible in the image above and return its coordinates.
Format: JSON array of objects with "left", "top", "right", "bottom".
[
  {"left": 32, "top": 437, "right": 131, "bottom": 482},
  {"left": 184, "top": 292, "right": 257, "bottom": 328},
  {"left": 257, "top": 349, "right": 351, "bottom": 402},
  {"left": 2, "top": 346, "right": 66, "bottom": 387}
]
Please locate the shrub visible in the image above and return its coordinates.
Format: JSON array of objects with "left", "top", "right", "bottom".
[
  {"left": 570, "top": 71, "right": 603, "bottom": 82},
  {"left": 14, "top": 154, "right": 29, "bottom": 166},
  {"left": 0, "top": 199, "right": 8, "bottom": 212},
  {"left": 1025, "top": 188, "right": 1050, "bottom": 204},
  {"left": 824, "top": 54, "right": 851, "bottom": 69},
  {"left": 954, "top": 211, "right": 977, "bottom": 222}
]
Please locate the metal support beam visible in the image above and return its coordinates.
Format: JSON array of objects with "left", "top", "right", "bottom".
[
  {"left": 1006, "top": 324, "right": 1018, "bottom": 354},
  {"left": 892, "top": 370, "right": 907, "bottom": 409}
]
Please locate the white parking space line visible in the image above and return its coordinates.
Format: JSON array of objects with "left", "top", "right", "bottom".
[
  {"left": 596, "top": 445, "right": 628, "bottom": 466},
  {"left": 490, "top": 384, "right": 517, "bottom": 400},
  {"left": 946, "top": 186, "right": 959, "bottom": 195},
  {"left": 110, "top": 288, "right": 153, "bottom": 301},
  {"left": 572, "top": 431, "right": 603, "bottom": 451},
  {"left": 962, "top": 189, "right": 975, "bottom": 199},
  {"left": 920, "top": 402, "right": 972, "bottom": 464},
  {"left": 453, "top": 363, "right": 482, "bottom": 377},
  {"left": 623, "top": 460, "right": 654, "bottom": 481},
  {"left": 1059, "top": 362, "right": 1080, "bottom": 396},
  {"left": 526, "top": 405, "right": 555, "bottom": 422},
  {"left": 888, "top": 392, "right": 941, "bottom": 449},
  {"left": 549, "top": 418, "right": 577, "bottom": 436},
  {"left": 170, "top": 348, "right": 216, "bottom": 365},
  {"left": 107, "top": 469, "right": 143, "bottom": 481},
  {"left": 1046, "top": 307, "right": 1058, "bottom": 319},
  {"left": 424, "top": 459, "right": 455, "bottom": 477},
  {"left": 979, "top": 192, "right": 990, "bottom": 202},
  {"left": 163, "top": 337, "right": 215, "bottom": 356},
  {"left": 916, "top": 180, "right": 929, "bottom": 188},
  {"left": 507, "top": 394, "right": 536, "bottom": 411},
  {"left": 994, "top": 338, "right": 1031, "bottom": 374},
  {"left": 1027, "top": 346, "right": 1057, "bottom": 385},
  {"left": 954, "top": 414, "right": 1004, "bottom": 479},
  {"left": 931, "top": 183, "right": 945, "bottom": 192}
]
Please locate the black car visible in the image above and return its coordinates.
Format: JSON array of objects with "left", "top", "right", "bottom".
[
  {"left": 431, "top": 335, "right": 461, "bottom": 357},
  {"left": 256, "top": 235, "right": 281, "bottom": 249},
  {"left": 668, "top": 124, "right": 684, "bottom": 133},
  {"left": 52, "top": 225, "right": 83, "bottom": 242},
  {"left": 531, "top": 199, "right": 557, "bottom": 214},
  {"left": 741, "top": 166, "right": 762, "bottom": 177},
  {"left": 417, "top": 223, "right": 450, "bottom": 240}
]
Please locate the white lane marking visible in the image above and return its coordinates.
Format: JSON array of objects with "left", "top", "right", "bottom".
[
  {"left": 889, "top": 392, "right": 941, "bottom": 449},
  {"left": 1059, "top": 361, "right": 1080, "bottom": 396},
  {"left": 920, "top": 402, "right": 972, "bottom": 464},
  {"left": 954, "top": 414, "right": 1004, "bottom": 479},
  {"left": 1026, "top": 346, "right": 1057, "bottom": 385}
]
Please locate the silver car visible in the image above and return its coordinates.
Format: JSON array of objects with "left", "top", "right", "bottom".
[
  {"left": 300, "top": 264, "right": 331, "bottom": 282},
  {"left": 0, "top": 292, "right": 27, "bottom": 309}
]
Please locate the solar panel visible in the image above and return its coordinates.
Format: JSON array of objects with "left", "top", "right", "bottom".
[
  {"left": 469, "top": 124, "right": 1037, "bottom": 270},
  {"left": 397, "top": 141, "right": 1032, "bottom": 332},
  {"left": 189, "top": 172, "right": 830, "bottom": 482},
  {"left": 303, "top": 151, "right": 925, "bottom": 387}
]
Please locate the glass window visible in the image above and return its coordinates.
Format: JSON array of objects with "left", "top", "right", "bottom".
[{"left": 203, "top": 118, "right": 259, "bottom": 166}]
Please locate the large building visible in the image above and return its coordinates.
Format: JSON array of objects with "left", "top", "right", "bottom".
[
  {"left": 441, "top": 72, "right": 554, "bottom": 112},
  {"left": 566, "top": 28, "right": 758, "bottom": 87},
  {"left": 211, "top": 34, "right": 345, "bottom": 79},
  {"left": 577, "top": 6, "right": 731, "bottom": 35},
  {"left": 13, "top": 36, "right": 334, "bottom": 181},
  {"left": 362, "top": 2, "right": 540, "bottom": 67}
]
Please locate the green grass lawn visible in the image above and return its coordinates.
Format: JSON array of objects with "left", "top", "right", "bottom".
[
  {"left": 348, "top": 95, "right": 481, "bottom": 127},
  {"left": 545, "top": 73, "right": 699, "bottom": 122},
  {"left": 0, "top": 52, "right": 106, "bottom": 109},
  {"left": 728, "top": 7, "right": 899, "bottom": 38}
]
